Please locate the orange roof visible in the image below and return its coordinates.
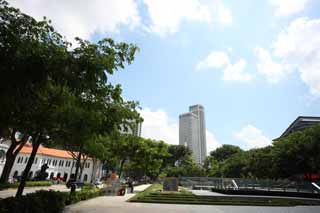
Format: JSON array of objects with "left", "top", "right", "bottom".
[{"left": 20, "top": 144, "right": 74, "bottom": 159}]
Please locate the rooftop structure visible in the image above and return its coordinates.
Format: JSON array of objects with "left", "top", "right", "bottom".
[{"left": 273, "top": 116, "right": 320, "bottom": 141}]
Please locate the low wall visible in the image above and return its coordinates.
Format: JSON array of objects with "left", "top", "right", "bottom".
[{"left": 211, "top": 188, "right": 320, "bottom": 199}]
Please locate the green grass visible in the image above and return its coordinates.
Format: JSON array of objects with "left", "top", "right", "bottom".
[
  {"left": 129, "top": 184, "right": 320, "bottom": 206},
  {"left": 0, "top": 181, "right": 52, "bottom": 190}
]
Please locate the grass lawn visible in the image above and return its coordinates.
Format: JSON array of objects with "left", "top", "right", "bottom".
[
  {"left": 0, "top": 181, "right": 52, "bottom": 190},
  {"left": 128, "top": 184, "right": 320, "bottom": 206}
]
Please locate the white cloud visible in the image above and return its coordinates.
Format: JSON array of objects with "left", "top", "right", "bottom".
[
  {"left": 255, "top": 47, "right": 287, "bottom": 83},
  {"left": 258, "top": 17, "right": 320, "bottom": 95},
  {"left": 10, "top": 0, "right": 140, "bottom": 41},
  {"left": 216, "top": 3, "right": 232, "bottom": 26},
  {"left": 234, "top": 125, "right": 271, "bottom": 149},
  {"left": 196, "top": 51, "right": 252, "bottom": 82},
  {"left": 143, "top": 0, "right": 211, "bottom": 36},
  {"left": 269, "top": 0, "right": 308, "bottom": 17},
  {"left": 139, "top": 107, "right": 220, "bottom": 153},
  {"left": 139, "top": 108, "right": 179, "bottom": 145},
  {"left": 206, "top": 130, "right": 220, "bottom": 155}
]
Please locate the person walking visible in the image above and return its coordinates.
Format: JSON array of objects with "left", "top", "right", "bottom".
[{"left": 127, "top": 177, "right": 134, "bottom": 193}]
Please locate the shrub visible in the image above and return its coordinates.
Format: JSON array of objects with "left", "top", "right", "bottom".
[
  {"left": 66, "top": 187, "right": 103, "bottom": 204},
  {"left": 0, "top": 190, "right": 66, "bottom": 213},
  {"left": 0, "top": 187, "right": 103, "bottom": 212},
  {"left": 0, "top": 181, "right": 52, "bottom": 190}
]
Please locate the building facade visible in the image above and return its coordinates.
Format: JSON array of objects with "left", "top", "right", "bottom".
[
  {"left": 273, "top": 116, "right": 320, "bottom": 141},
  {"left": 0, "top": 142, "right": 102, "bottom": 183},
  {"left": 179, "top": 105, "right": 207, "bottom": 164},
  {"left": 120, "top": 120, "right": 142, "bottom": 136}
]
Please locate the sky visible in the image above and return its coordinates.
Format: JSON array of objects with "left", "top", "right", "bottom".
[{"left": 10, "top": 0, "right": 320, "bottom": 153}]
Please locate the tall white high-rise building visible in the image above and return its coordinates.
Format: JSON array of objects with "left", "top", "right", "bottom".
[{"left": 179, "top": 105, "right": 207, "bottom": 164}]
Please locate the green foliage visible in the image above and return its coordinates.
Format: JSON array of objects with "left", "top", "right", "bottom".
[
  {"left": 0, "top": 181, "right": 52, "bottom": 190},
  {"left": 165, "top": 145, "right": 192, "bottom": 167},
  {"left": 0, "top": 187, "right": 104, "bottom": 212},
  {"left": 206, "top": 125, "right": 320, "bottom": 179},
  {"left": 66, "top": 187, "right": 103, "bottom": 205},
  {"left": 220, "top": 152, "right": 249, "bottom": 178},
  {"left": 0, "top": 0, "right": 141, "bottom": 194},
  {"left": 0, "top": 190, "right": 66, "bottom": 213},
  {"left": 273, "top": 124, "right": 320, "bottom": 179},
  {"left": 210, "top": 144, "right": 243, "bottom": 162}
]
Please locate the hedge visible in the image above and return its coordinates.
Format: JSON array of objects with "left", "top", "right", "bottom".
[
  {"left": 0, "top": 181, "right": 52, "bottom": 190},
  {"left": 0, "top": 187, "right": 103, "bottom": 213}
]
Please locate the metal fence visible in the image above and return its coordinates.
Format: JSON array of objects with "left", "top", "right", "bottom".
[{"left": 180, "top": 177, "right": 320, "bottom": 194}]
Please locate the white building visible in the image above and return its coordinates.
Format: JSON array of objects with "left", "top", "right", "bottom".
[
  {"left": 0, "top": 142, "right": 102, "bottom": 183},
  {"left": 179, "top": 105, "right": 207, "bottom": 164},
  {"left": 120, "top": 120, "right": 142, "bottom": 136}
]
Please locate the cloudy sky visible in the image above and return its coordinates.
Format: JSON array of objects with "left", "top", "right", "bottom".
[{"left": 10, "top": 0, "right": 320, "bottom": 153}]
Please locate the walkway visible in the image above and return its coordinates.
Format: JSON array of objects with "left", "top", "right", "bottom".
[{"left": 64, "top": 185, "right": 320, "bottom": 213}]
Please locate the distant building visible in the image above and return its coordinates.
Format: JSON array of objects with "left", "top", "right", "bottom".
[
  {"left": 120, "top": 120, "right": 142, "bottom": 136},
  {"left": 179, "top": 105, "right": 207, "bottom": 164},
  {"left": 273, "top": 116, "right": 320, "bottom": 141},
  {"left": 0, "top": 142, "right": 102, "bottom": 183}
]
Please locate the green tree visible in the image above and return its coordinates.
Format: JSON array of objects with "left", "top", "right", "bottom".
[
  {"left": 273, "top": 125, "right": 320, "bottom": 180},
  {"left": 246, "top": 146, "right": 276, "bottom": 179},
  {"left": 220, "top": 152, "right": 249, "bottom": 178},
  {"left": 210, "top": 144, "right": 243, "bottom": 162},
  {"left": 0, "top": 0, "right": 70, "bottom": 183},
  {"left": 203, "top": 156, "right": 222, "bottom": 177},
  {"left": 0, "top": 0, "right": 140, "bottom": 196},
  {"left": 165, "top": 145, "right": 192, "bottom": 167}
]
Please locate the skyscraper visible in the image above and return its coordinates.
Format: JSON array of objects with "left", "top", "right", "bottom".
[{"left": 179, "top": 104, "right": 207, "bottom": 164}]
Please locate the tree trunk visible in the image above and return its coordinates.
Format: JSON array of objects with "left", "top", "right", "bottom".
[
  {"left": 70, "top": 149, "right": 82, "bottom": 194},
  {"left": 91, "top": 158, "right": 98, "bottom": 183},
  {"left": 16, "top": 139, "right": 41, "bottom": 197},
  {"left": 0, "top": 131, "right": 27, "bottom": 183},
  {"left": 119, "top": 159, "right": 125, "bottom": 177},
  {"left": 74, "top": 150, "right": 82, "bottom": 181}
]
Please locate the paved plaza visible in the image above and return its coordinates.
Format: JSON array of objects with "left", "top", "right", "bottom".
[{"left": 64, "top": 185, "right": 320, "bottom": 213}]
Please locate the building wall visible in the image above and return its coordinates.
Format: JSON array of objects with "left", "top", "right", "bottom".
[
  {"left": 0, "top": 142, "right": 102, "bottom": 183},
  {"left": 179, "top": 105, "right": 207, "bottom": 164},
  {"left": 190, "top": 105, "right": 207, "bottom": 164},
  {"left": 0, "top": 143, "right": 8, "bottom": 177},
  {"left": 9, "top": 153, "right": 97, "bottom": 183}
]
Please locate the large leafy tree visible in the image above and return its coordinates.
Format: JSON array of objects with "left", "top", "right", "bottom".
[
  {"left": 0, "top": 0, "right": 140, "bottom": 196},
  {"left": 0, "top": 0, "right": 70, "bottom": 183},
  {"left": 210, "top": 144, "right": 243, "bottom": 162},
  {"left": 273, "top": 124, "right": 320, "bottom": 180},
  {"left": 165, "top": 145, "right": 192, "bottom": 167}
]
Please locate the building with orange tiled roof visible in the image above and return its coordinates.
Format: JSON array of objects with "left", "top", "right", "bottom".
[{"left": 0, "top": 141, "right": 102, "bottom": 183}]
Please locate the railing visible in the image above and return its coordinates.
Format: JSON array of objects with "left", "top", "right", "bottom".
[{"left": 180, "top": 177, "right": 320, "bottom": 194}]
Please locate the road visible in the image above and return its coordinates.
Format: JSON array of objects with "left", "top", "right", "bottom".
[{"left": 64, "top": 185, "right": 320, "bottom": 213}]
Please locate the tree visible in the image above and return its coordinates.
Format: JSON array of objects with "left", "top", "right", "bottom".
[
  {"left": 273, "top": 125, "right": 320, "bottom": 180},
  {"left": 165, "top": 145, "right": 191, "bottom": 167},
  {"left": 210, "top": 144, "right": 242, "bottom": 162},
  {"left": 0, "top": 0, "right": 70, "bottom": 183},
  {"left": 0, "top": 0, "right": 140, "bottom": 196},
  {"left": 203, "top": 156, "right": 222, "bottom": 177},
  {"left": 246, "top": 146, "right": 276, "bottom": 179},
  {"left": 220, "top": 152, "right": 249, "bottom": 178}
]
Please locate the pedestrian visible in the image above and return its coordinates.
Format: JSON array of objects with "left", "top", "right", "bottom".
[{"left": 128, "top": 177, "right": 134, "bottom": 193}]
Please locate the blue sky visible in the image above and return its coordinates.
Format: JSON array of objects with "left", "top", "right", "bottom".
[{"left": 11, "top": 0, "right": 320, "bottom": 152}]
